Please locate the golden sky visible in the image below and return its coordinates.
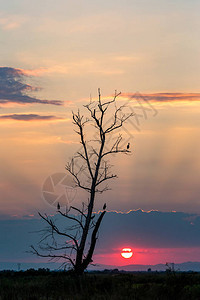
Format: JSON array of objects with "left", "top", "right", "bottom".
[{"left": 0, "top": 0, "right": 200, "bottom": 216}]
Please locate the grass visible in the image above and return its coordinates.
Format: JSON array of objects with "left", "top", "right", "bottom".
[{"left": 1, "top": 269, "right": 200, "bottom": 299}]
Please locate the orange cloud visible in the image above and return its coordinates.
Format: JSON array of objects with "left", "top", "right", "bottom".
[
  {"left": 20, "top": 66, "right": 68, "bottom": 76},
  {"left": 122, "top": 92, "right": 200, "bottom": 103}
]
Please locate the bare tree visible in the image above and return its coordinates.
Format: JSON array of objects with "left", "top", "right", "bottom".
[{"left": 31, "top": 89, "right": 134, "bottom": 275}]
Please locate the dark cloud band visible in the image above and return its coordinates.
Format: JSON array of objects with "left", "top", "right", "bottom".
[
  {"left": 0, "top": 113, "right": 62, "bottom": 121},
  {"left": 0, "top": 67, "right": 63, "bottom": 106},
  {"left": 99, "top": 210, "right": 200, "bottom": 249}
]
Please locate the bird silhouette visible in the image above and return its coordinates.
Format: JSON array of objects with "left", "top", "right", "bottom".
[
  {"left": 127, "top": 143, "right": 130, "bottom": 150},
  {"left": 57, "top": 202, "right": 60, "bottom": 210},
  {"left": 103, "top": 203, "right": 106, "bottom": 210}
]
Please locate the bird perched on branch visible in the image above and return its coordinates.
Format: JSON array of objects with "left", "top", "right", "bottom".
[
  {"left": 103, "top": 203, "right": 106, "bottom": 210},
  {"left": 57, "top": 202, "right": 60, "bottom": 210},
  {"left": 127, "top": 143, "right": 130, "bottom": 150}
]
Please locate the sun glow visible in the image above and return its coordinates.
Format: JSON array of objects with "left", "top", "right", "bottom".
[{"left": 121, "top": 248, "right": 133, "bottom": 259}]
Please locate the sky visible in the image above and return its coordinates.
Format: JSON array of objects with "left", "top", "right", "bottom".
[{"left": 0, "top": 0, "right": 200, "bottom": 267}]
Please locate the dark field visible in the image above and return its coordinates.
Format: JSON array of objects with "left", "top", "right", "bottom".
[{"left": 1, "top": 269, "right": 200, "bottom": 300}]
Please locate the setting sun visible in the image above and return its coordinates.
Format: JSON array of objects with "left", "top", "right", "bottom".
[{"left": 121, "top": 248, "right": 133, "bottom": 259}]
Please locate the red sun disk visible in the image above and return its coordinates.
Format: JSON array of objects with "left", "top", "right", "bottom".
[{"left": 121, "top": 248, "right": 133, "bottom": 258}]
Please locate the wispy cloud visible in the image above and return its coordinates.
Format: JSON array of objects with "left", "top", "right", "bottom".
[
  {"left": 0, "top": 67, "right": 63, "bottom": 106},
  {"left": 0, "top": 114, "right": 62, "bottom": 121},
  {"left": 0, "top": 13, "right": 27, "bottom": 31},
  {"left": 20, "top": 59, "right": 124, "bottom": 77},
  {"left": 21, "top": 66, "right": 68, "bottom": 76},
  {"left": 38, "top": 12, "right": 124, "bottom": 35},
  {"left": 112, "top": 55, "right": 141, "bottom": 62}
]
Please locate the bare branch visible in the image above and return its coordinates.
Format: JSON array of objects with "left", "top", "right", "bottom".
[
  {"left": 96, "top": 174, "right": 117, "bottom": 187},
  {"left": 65, "top": 163, "right": 91, "bottom": 192},
  {"left": 38, "top": 213, "right": 79, "bottom": 250},
  {"left": 30, "top": 245, "right": 75, "bottom": 267},
  {"left": 105, "top": 108, "right": 134, "bottom": 133},
  {"left": 72, "top": 111, "right": 94, "bottom": 179},
  {"left": 58, "top": 211, "right": 84, "bottom": 230},
  {"left": 70, "top": 206, "right": 87, "bottom": 218}
]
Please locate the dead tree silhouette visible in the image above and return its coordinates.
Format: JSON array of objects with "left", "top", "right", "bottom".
[{"left": 31, "top": 89, "right": 133, "bottom": 275}]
